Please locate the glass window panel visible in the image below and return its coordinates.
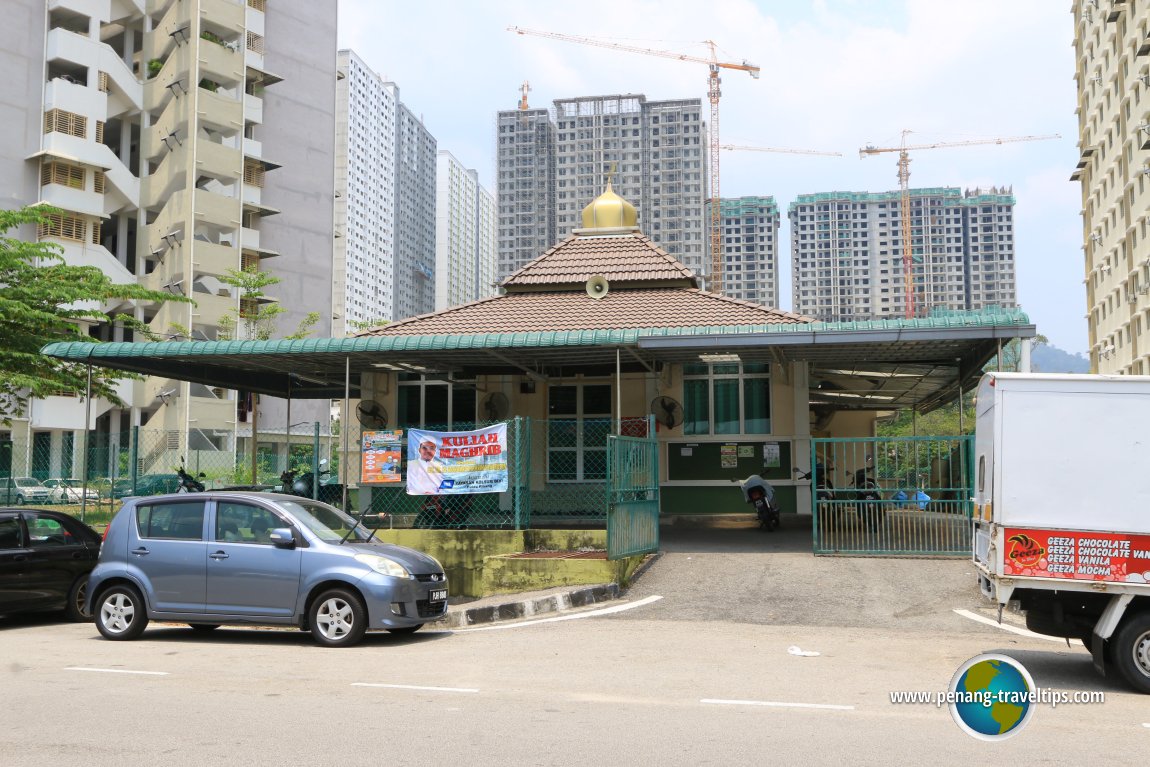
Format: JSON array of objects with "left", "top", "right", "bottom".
[
  {"left": 683, "top": 363, "right": 708, "bottom": 376},
  {"left": 548, "top": 451, "right": 577, "bottom": 481},
  {"left": 582, "top": 385, "right": 612, "bottom": 415},
  {"left": 743, "top": 362, "right": 769, "bottom": 374},
  {"left": 425, "top": 386, "right": 449, "bottom": 426},
  {"left": 714, "top": 379, "right": 740, "bottom": 434},
  {"left": 398, "top": 386, "right": 421, "bottom": 427},
  {"left": 548, "top": 419, "right": 577, "bottom": 448},
  {"left": 583, "top": 418, "right": 611, "bottom": 448},
  {"left": 583, "top": 449, "right": 607, "bottom": 480},
  {"left": 683, "top": 379, "right": 709, "bottom": 435},
  {"left": 452, "top": 388, "right": 476, "bottom": 428},
  {"left": 713, "top": 363, "right": 740, "bottom": 375},
  {"left": 743, "top": 377, "right": 771, "bottom": 434},
  {"left": 548, "top": 385, "right": 576, "bottom": 415}
]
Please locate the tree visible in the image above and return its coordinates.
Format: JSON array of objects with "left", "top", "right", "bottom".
[
  {"left": 212, "top": 266, "right": 320, "bottom": 341},
  {"left": 0, "top": 205, "right": 189, "bottom": 421}
]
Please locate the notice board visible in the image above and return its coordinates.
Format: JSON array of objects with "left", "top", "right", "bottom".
[{"left": 667, "top": 440, "right": 792, "bottom": 481}]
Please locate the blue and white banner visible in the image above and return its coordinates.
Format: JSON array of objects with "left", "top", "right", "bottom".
[{"left": 406, "top": 424, "right": 508, "bottom": 495}]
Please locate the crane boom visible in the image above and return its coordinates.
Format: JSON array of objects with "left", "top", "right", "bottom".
[
  {"left": 507, "top": 27, "right": 761, "bottom": 75},
  {"left": 721, "top": 144, "right": 841, "bottom": 157},
  {"left": 858, "top": 130, "right": 1060, "bottom": 319},
  {"left": 508, "top": 25, "right": 760, "bottom": 294}
]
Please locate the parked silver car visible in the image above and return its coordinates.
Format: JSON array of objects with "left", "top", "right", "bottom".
[
  {"left": 87, "top": 492, "right": 448, "bottom": 646},
  {"left": 0, "top": 477, "right": 52, "bottom": 505},
  {"left": 43, "top": 478, "right": 100, "bottom": 504}
]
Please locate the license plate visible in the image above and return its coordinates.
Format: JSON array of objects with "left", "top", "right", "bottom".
[{"left": 429, "top": 589, "right": 447, "bottom": 602}]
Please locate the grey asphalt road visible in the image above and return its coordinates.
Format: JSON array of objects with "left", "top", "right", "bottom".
[{"left": 1, "top": 517, "right": 1145, "bottom": 766}]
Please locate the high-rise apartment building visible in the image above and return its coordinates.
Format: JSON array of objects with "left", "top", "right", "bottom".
[
  {"left": 716, "top": 196, "right": 780, "bottom": 307},
  {"left": 334, "top": 49, "right": 436, "bottom": 332},
  {"left": 789, "top": 188, "right": 1017, "bottom": 322},
  {"left": 435, "top": 151, "right": 496, "bottom": 311},
  {"left": 496, "top": 93, "right": 706, "bottom": 281},
  {"left": 1, "top": 0, "right": 335, "bottom": 477},
  {"left": 1072, "top": 1, "right": 1150, "bottom": 373},
  {"left": 495, "top": 107, "right": 554, "bottom": 280}
]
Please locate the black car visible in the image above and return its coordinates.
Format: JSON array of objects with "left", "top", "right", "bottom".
[
  {"left": 0, "top": 508, "right": 102, "bottom": 621},
  {"left": 112, "top": 473, "right": 181, "bottom": 499}
]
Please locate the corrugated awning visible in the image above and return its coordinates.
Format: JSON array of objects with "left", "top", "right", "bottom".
[{"left": 41, "top": 309, "right": 1035, "bottom": 412}]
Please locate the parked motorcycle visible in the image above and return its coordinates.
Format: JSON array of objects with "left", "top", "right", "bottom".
[
  {"left": 279, "top": 459, "right": 344, "bottom": 506},
  {"left": 796, "top": 464, "right": 838, "bottom": 525},
  {"left": 850, "top": 462, "right": 884, "bottom": 531},
  {"left": 734, "top": 474, "right": 781, "bottom": 531},
  {"left": 175, "top": 457, "right": 205, "bottom": 493}
]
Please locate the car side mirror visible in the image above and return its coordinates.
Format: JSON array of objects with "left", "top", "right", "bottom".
[{"left": 269, "top": 528, "right": 296, "bottom": 548}]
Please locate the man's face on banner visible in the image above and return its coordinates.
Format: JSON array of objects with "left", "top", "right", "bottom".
[{"left": 418, "top": 441, "right": 436, "bottom": 461}]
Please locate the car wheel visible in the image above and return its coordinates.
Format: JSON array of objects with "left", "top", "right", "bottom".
[
  {"left": 188, "top": 623, "right": 220, "bottom": 632},
  {"left": 15, "top": 494, "right": 24, "bottom": 505},
  {"left": 95, "top": 584, "right": 149, "bottom": 641},
  {"left": 1111, "top": 611, "right": 1150, "bottom": 694},
  {"left": 386, "top": 624, "right": 424, "bottom": 635},
  {"left": 309, "top": 588, "right": 367, "bottom": 647},
  {"left": 64, "top": 576, "right": 91, "bottom": 622}
]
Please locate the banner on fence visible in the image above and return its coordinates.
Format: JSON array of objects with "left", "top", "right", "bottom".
[
  {"left": 406, "top": 424, "right": 508, "bottom": 495},
  {"left": 361, "top": 430, "right": 403, "bottom": 484}
]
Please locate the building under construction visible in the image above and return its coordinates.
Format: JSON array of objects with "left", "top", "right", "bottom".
[
  {"left": 788, "top": 188, "right": 1018, "bottom": 322},
  {"left": 496, "top": 94, "right": 706, "bottom": 282}
]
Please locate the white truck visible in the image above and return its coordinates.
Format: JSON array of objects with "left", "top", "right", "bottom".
[{"left": 972, "top": 372, "right": 1150, "bottom": 693}]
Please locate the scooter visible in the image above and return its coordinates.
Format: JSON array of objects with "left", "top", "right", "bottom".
[
  {"left": 279, "top": 459, "right": 344, "bottom": 506},
  {"left": 735, "top": 474, "right": 781, "bottom": 531},
  {"left": 796, "top": 464, "right": 838, "bottom": 524},
  {"left": 850, "top": 463, "right": 884, "bottom": 531},
  {"left": 175, "top": 457, "right": 205, "bottom": 493}
]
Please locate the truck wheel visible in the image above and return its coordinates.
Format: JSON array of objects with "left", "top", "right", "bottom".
[{"left": 1111, "top": 612, "right": 1150, "bottom": 694}]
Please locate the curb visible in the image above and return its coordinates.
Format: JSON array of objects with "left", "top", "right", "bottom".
[{"left": 437, "top": 583, "right": 621, "bottom": 629}]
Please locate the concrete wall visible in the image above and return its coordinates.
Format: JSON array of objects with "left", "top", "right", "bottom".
[
  {"left": 0, "top": 0, "right": 45, "bottom": 215},
  {"left": 258, "top": 0, "right": 337, "bottom": 428}
]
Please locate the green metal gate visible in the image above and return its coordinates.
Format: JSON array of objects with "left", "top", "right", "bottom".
[
  {"left": 606, "top": 419, "right": 660, "bottom": 560},
  {"left": 811, "top": 436, "right": 973, "bottom": 557}
]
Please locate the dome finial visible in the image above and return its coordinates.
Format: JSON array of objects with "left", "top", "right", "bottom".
[{"left": 580, "top": 164, "right": 638, "bottom": 230}]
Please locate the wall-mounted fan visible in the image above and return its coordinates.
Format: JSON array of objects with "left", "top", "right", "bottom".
[
  {"left": 356, "top": 400, "right": 388, "bottom": 429},
  {"left": 483, "top": 391, "right": 510, "bottom": 421},
  {"left": 650, "top": 395, "right": 684, "bottom": 429}
]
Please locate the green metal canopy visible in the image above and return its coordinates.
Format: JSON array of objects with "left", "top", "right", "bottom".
[{"left": 41, "top": 308, "right": 1035, "bottom": 413}]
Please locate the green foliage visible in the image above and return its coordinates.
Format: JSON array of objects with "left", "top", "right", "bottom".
[
  {"left": 0, "top": 206, "right": 191, "bottom": 422},
  {"left": 147, "top": 58, "right": 163, "bottom": 79},
  {"left": 347, "top": 317, "right": 390, "bottom": 333},
  {"left": 213, "top": 266, "right": 320, "bottom": 342},
  {"left": 877, "top": 392, "right": 976, "bottom": 437},
  {"left": 200, "top": 30, "right": 226, "bottom": 47}
]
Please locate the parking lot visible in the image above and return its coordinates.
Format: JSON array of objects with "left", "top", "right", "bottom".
[{"left": 2, "top": 516, "right": 1146, "bottom": 765}]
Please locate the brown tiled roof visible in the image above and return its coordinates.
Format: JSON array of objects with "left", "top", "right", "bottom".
[
  {"left": 361, "top": 289, "right": 811, "bottom": 337},
  {"left": 501, "top": 231, "right": 697, "bottom": 290}
]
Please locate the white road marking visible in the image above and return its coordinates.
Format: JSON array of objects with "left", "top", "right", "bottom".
[
  {"left": 352, "top": 683, "right": 479, "bottom": 693},
  {"left": 66, "top": 667, "right": 169, "bottom": 676},
  {"left": 702, "top": 698, "right": 855, "bottom": 711},
  {"left": 952, "top": 608, "right": 1079, "bottom": 644},
  {"left": 453, "top": 595, "right": 664, "bottom": 632}
]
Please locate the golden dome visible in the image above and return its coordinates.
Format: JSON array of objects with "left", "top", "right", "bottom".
[{"left": 580, "top": 181, "right": 638, "bottom": 229}]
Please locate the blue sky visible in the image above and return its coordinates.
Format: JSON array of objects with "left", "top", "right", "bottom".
[{"left": 339, "top": 0, "right": 1084, "bottom": 353}]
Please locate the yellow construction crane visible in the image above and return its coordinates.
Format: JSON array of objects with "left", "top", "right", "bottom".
[
  {"left": 859, "top": 130, "right": 1060, "bottom": 319},
  {"left": 508, "top": 26, "right": 760, "bottom": 293},
  {"left": 721, "top": 144, "right": 841, "bottom": 157}
]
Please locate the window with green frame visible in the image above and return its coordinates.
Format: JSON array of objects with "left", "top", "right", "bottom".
[
  {"left": 396, "top": 374, "right": 477, "bottom": 430},
  {"left": 682, "top": 362, "right": 771, "bottom": 435}
]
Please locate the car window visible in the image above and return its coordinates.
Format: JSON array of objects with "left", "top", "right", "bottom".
[
  {"left": 25, "top": 514, "right": 77, "bottom": 548},
  {"left": 136, "top": 501, "right": 206, "bottom": 540},
  {"left": 282, "top": 500, "right": 371, "bottom": 543},
  {"left": 216, "top": 502, "right": 285, "bottom": 545},
  {"left": 0, "top": 516, "right": 22, "bottom": 549}
]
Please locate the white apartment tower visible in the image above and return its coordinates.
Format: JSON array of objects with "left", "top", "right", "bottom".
[
  {"left": 717, "top": 196, "right": 780, "bottom": 307},
  {"left": 0, "top": 0, "right": 336, "bottom": 478},
  {"left": 496, "top": 93, "right": 706, "bottom": 281},
  {"left": 495, "top": 106, "right": 554, "bottom": 279},
  {"left": 435, "top": 150, "right": 496, "bottom": 311},
  {"left": 1072, "top": 1, "right": 1150, "bottom": 373},
  {"left": 335, "top": 49, "right": 436, "bottom": 331},
  {"left": 789, "top": 188, "right": 1018, "bottom": 322}
]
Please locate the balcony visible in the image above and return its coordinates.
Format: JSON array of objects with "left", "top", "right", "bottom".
[
  {"left": 43, "top": 77, "right": 106, "bottom": 122},
  {"left": 243, "top": 93, "right": 263, "bottom": 126},
  {"left": 196, "top": 139, "right": 242, "bottom": 182},
  {"left": 45, "top": 28, "right": 142, "bottom": 112},
  {"left": 199, "top": 39, "right": 244, "bottom": 88},
  {"left": 194, "top": 187, "right": 242, "bottom": 228},
  {"left": 197, "top": 88, "right": 244, "bottom": 133}
]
